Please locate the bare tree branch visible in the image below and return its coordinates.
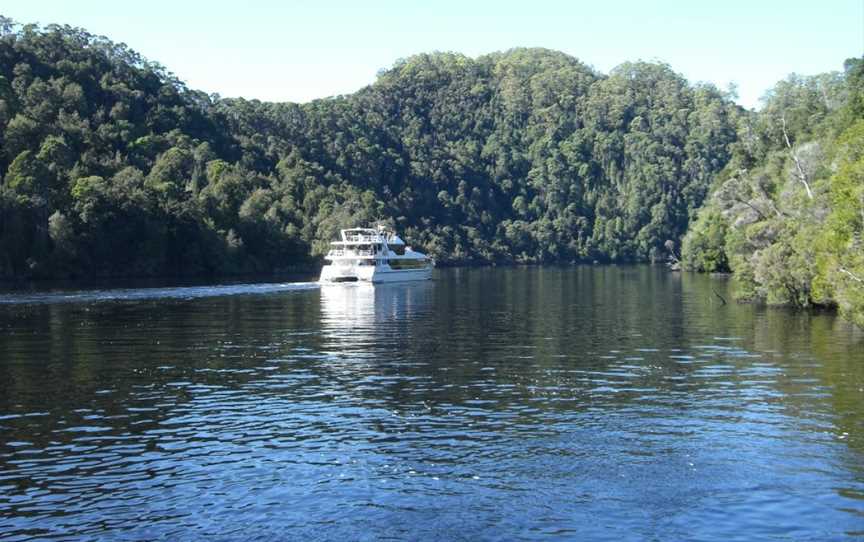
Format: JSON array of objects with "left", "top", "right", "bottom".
[
  {"left": 722, "top": 170, "right": 783, "bottom": 220},
  {"left": 738, "top": 198, "right": 769, "bottom": 220},
  {"left": 748, "top": 172, "right": 785, "bottom": 218},
  {"left": 781, "top": 115, "right": 814, "bottom": 199},
  {"left": 839, "top": 267, "right": 864, "bottom": 284}
]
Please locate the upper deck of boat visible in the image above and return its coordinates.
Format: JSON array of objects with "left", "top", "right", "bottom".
[{"left": 330, "top": 228, "right": 403, "bottom": 246}]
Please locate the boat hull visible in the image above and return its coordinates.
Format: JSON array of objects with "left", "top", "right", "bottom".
[{"left": 319, "top": 264, "right": 432, "bottom": 284}]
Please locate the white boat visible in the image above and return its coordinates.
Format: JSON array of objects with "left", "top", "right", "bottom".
[{"left": 319, "top": 226, "right": 434, "bottom": 283}]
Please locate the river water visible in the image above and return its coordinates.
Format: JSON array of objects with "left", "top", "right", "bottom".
[{"left": 1, "top": 266, "right": 863, "bottom": 541}]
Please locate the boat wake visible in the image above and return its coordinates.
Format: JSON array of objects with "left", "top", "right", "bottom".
[{"left": 0, "top": 281, "right": 321, "bottom": 305}]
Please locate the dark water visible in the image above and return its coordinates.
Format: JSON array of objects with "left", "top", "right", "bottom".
[{"left": 1, "top": 267, "right": 863, "bottom": 541}]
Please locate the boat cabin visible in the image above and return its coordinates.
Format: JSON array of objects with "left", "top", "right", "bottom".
[{"left": 319, "top": 226, "right": 433, "bottom": 283}]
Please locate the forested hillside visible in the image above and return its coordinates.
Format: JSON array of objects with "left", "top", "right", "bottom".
[
  {"left": 682, "top": 59, "right": 864, "bottom": 327},
  {"left": 0, "top": 19, "right": 741, "bottom": 279}
]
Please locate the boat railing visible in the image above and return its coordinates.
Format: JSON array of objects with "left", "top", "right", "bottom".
[{"left": 327, "top": 248, "right": 377, "bottom": 257}]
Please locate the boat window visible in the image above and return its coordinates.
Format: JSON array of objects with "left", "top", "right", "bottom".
[
  {"left": 391, "top": 245, "right": 406, "bottom": 256},
  {"left": 388, "top": 258, "right": 428, "bottom": 269}
]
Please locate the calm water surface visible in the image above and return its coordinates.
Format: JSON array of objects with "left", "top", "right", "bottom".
[{"left": 1, "top": 267, "right": 863, "bottom": 541}]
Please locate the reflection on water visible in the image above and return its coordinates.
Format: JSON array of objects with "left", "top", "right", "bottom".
[
  {"left": 0, "top": 267, "right": 863, "bottom": 541},
  {"left": 319, "top": 282, "right": 433, "bottom": 357},
  {"left": 320, "top": 281, "right": 433, "bottom": 336}
]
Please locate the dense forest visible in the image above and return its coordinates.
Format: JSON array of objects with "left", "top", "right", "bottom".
[
  {"left": 681, "top": 58, "right": 864, "bottom": 327},
  {"left": 1, "top": 18, "right": 862, "bottom": 326},
  {"left": 0, "top": 18, "right": 739, "bottom": 278}
]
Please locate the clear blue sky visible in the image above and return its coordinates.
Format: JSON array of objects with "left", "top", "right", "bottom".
[{"left": 3, "top": 0, "right": 863, "bottom": 109}]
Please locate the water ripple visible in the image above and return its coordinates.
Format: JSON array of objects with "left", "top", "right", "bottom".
[{"left": 1, "top": 268, "right": 863, "bottom": 540}]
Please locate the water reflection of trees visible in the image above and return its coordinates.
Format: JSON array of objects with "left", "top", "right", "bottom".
[
  {"left": 677, "top": 272, "right": 864, "bottom": 442},
  {"left": 2, "top": 270, "right": 863, "bottom": 478},
  {"left": 0, "top": 290, "right": 325, "bottom": 447},
  {"left": 678, "top": 270, "right": 864, "bottom": 499}
]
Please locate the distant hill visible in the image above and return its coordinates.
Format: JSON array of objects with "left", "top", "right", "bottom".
[{"left": 0, "top": 17, "right": 738, "bottom": 279}]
